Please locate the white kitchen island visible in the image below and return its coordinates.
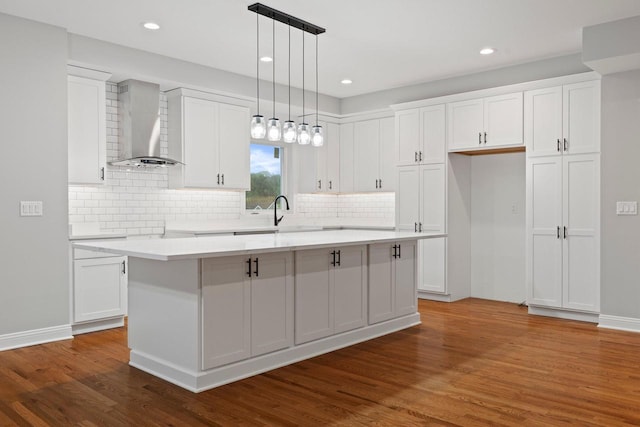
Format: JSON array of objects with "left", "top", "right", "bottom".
[{"left": 74, "top": 230, "right": 444, "bottom": 392}]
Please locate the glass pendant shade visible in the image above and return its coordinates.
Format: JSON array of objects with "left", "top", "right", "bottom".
[
  {"left": 282, "top": 120, "right": 297, "bottom": 143},
  {"left": 311, "top": 125, "right": 324, "bottom": 147},
  {"left": 297, "top": 123, "right": 311, "bottom": 145},
  {"left": 251, "top": 115, "right": 266, "bottom": 139},
  {"left": 267, "top": 117, "right": 282, "bottom": 141}
]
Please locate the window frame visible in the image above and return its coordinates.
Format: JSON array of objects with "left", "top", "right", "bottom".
[{"left": 243, "top": 140, "right": 289, "bottom": 214}]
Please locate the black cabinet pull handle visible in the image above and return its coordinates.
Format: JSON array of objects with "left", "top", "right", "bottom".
[
  {"left": 329, "top": 181, "right": 332, "bottom": 190},
  {"left": 100, "top": 167, "right": 105, "bottom": 181},
  {"left": 331, "top": 250, "right": 336, "bottom": 267},
  {"left": 379, "top": 179, "right": 382, "bottom": 189},
  {"left": 122, "top": 260, "right": 126, "bottom": 274},
  {"left": 217, "top": 173, "right": 220, "bottom": 185},
  {"left": 479, "top": 132, "right": 482, "bottom": 145},
  {"left": 336, "top": 250, "right": 341, "bottom": 266},
  {"left": 246, "top": 258, "right": 252, "bottom": 277},
  {"left": 254, "top": 258, "right": 259, "bottom": 276},
  {"left": 419, "top": 223, "right": 423, "bottom": 232},
  {"left": 563, "top": 138, "right": 568, "bottom": 151},
  {"left": 414, "top": 222, "right": 417, "bottom": 232},
  {"left": 415, "top": 151, "right": 418, "bottom": 162},
  {"left": 563, "top": 226, "right": 567, "bottom": 239},
  {"left": 318, "top": 180, "right": 322, "bottom": 189},
  {"left": 398, "top": 244, "right": 401, "bottom": 259},
  {"left": 484, "top": 132, "right": 487, "bottom": 144},
  {"left": 557, "top": 226, "right": 560, "bottom": 239},
  {"left": 419, "top": 151, "right": 423, "bottom": 162},
  {"left": 392, "top": 245, "right": 396, "bottom": 259},
  {"left": 557, "top": 139, "right": 561, "bottom": 152},
  {"left": 221, "top": 174, "right": 224, "bottom": 185}
]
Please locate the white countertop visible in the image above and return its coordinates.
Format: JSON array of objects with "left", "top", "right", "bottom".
[{"left": 73, "top": 230, "right": 445, "bottom": 261}]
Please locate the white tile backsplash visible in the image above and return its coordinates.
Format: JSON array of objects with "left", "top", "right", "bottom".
[{"left": 69, "top": 83, "right": 394, "bottom": 235}]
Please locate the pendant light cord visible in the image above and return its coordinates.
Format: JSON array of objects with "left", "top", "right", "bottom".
[
  {"left": 315, "top": 34, "right": 318, "bottom": 126},
  {"left": 256, "top": 13, "right": 260, "bottom": 116},
  {"left": 272, "top": 18, "right": 275, "bottom": 118},
  {"left": 302, "top": 31, "right": 305, "bottom": 122},
  {"left": 288, "top": 25, "right": 291, "bottom": 121}
]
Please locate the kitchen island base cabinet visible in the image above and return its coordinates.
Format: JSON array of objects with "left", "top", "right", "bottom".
[
  {"left": 369, "top": 241, "right": 417, "bottom": 324},
  {"left": 295, "top": 246, "right": 367, "bottom": 345}
]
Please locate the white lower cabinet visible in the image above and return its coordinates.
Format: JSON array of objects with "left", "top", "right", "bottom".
[
  {"left": 73, "top": 251, "right": 127, "bottom": 325},
  {"left": 369, "top": 241, "right": 417, "bottom": 324},
  {"left": 295, "top": 245, "right": 367, "bottom": 345},
  {"left": 526, "top": 154, "right": 600, "bottom": 312},
  {"left": 418, "top": 237, "right": 447, "bottom": 293},
  {"left": 201, "top": 252, "right": 293, "bottom": 370}
]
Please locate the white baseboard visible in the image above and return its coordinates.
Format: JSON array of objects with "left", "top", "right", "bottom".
[
  {"left": 0, "top": 324, "right": 73, "bottom": 351},
  {"left": 528, "top": 305, "right": 599, "bottom": 323},
  {"left": 130, "top": 313, "right": 421, "bottom": 393},
  {"left": 418, "top": 291, "right": 452, "bottom": 302},
  {"left": 72, "top": 316, "right": 125, "bottom": 335},
  {"left": 598, "top": 314, "right": 640, "bottom": 333}
]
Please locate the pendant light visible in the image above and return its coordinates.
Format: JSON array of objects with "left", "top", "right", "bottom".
[
  {"left": 250, "top": 13, "right": 266, "bottom": 139},
  {"left": 282, "top": 25, "right": 296, "bottom": 143},
  {"left": 247, "top": 3, "right": 325, "bottom": 146},
  {"left": 311, "top": 34, "right": 323, "bottom": 147},
  {"left": 297, "top": 30, "right": 310, "bottom": 145},
  {"left": 266, "top": 18, "right": 281, "bottom": 141}
]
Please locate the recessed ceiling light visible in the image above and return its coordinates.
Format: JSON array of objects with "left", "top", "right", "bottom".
[
  {"left": 341, "top": 79, "right": 353, "bottom": 85},
  {"left": 143, "top": 22, "right": 161, "bottom": 30},
  {"left": 480, "top": 47, "right": 495, "bottom": 55},
  {"left": 260, "top": 56, "right": 273, "bottom": 62}
]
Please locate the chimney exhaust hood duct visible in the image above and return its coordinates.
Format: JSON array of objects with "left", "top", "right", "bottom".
[{"left": 110, "top": 79, "right": 181, "bottom": 167}]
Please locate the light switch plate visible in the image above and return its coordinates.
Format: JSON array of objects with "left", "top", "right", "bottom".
[
  {"left": 616, "top": 201, "right": 637, "bottom": 215},
  {"left": 20, "top": 201, "right": 43, "bottom": 217}
]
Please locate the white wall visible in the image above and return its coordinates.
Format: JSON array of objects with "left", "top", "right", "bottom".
[
  {"left": 600, "top": 70, "right": 640, "bottom": 319},
  {"left": 0, "top": 14, "right": 69, "bottom": 335},
  {"left": 469, "top": 153, "right": 526, "bottom": 303}
]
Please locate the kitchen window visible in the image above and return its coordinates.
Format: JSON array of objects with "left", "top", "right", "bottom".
[{"left": 246, "top": 143, "right": 285, "bottom": 211}]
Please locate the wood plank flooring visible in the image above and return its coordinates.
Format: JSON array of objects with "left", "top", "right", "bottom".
[{"left": 1, "top": 298, "right": 640, "bottom": 426}]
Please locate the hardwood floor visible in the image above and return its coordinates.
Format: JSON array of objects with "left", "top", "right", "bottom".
[{"left": 1, "top": 299, "right": 640, "bottom": 426}]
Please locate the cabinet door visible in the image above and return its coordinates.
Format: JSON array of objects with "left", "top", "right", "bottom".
[
  {"left": 526, "top": 157, "right": 563, "bottom": 308},
  {"left": 339, "top": 123, "right": 354, "bottom": 193},
  {"left": 563, "top": 154, "right": 600, "bottom": 312},
  {"left": 419, "top": 164, "right": 446, "bottom": 233},
  {"left": 419, "top": 237, "right": 446, "bottom": 293},
  {"left": 296, "top": 144, "right": 319, "bottom": 194},
  {"left": 202, "top": 256, "right": 250, "bottom": 369},
  {"left": 326, "top": 122, "right": 341, "bottom": 192},
  {"left": 183, "top": 97, "right": 218, "bottom": 188},
  {"left": 396, "top": 109, "right": 420, "bottom": 166},
  {"left": 378, "top": 117, "right": 395, "bottom": 191},
  {"left": 295, "top": 249, "right": 333, "bottom": 344},
  {"left": 396, "top": 166, "right": 420, "bottom": 232},
  {"left": 218, "top": 103, "right": 250, "bottom": 189},
  {"left": 395, "top": 240, "right": 417, "bottom": 317},
  {"left": 314, "top": 121, "right": 329, "bottom": 192},
  {"left": 68, "top": 76, "right": 106, "bottom": 185},
  {"left": 368, "top": 243, "right": 395, "bottom": 324},
  {"left": 563, "top": 81, "right": 600, "bottom": 155},
  {"left": 421, "top": 104, "right": 446, "bottom": 164},
  {"left": 73, "top": 256, "right": 126, "bottom": 323},
  {"left": 353, "top": 120, "right": 380, "bottom": 192},
  {"left": 483, "top": 92, "right": 523, "bottom": 148},
  {"left": 251, "top": 253, "right": 294, "bottom": 356},
  {"left": 447, "top": 98, "right": 483, "bottom": 151},
  {"left": 524, "top": 86, "right": 563, "bottom": 157},
  {"left": 333, "top": 246, "right": 367, "bottom": 334}
]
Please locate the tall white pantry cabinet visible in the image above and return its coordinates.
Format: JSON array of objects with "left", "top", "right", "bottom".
[
  {"left": 393, "top": 73, "right": 601, "bottom": 320},
  {"left": 525, "top": 80, "right": 601, "bottom": 317}
]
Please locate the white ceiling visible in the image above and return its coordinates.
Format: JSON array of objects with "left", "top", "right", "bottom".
[{"left": 1, "top": 0, "right": 640, "bottom": 98}]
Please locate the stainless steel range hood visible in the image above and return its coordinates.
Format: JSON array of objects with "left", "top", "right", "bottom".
[{"left": 109, "top": 79, "right": 181, "bottom": 167}]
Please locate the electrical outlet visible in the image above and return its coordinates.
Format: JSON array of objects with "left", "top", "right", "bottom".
[
  {"left": 616, "top": 201, "right": 637, "bottom": 215},
  {"left": 20, "top": 201, "right": 43, "bottom": 217}
]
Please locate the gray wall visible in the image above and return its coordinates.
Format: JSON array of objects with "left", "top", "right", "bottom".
[
  {"left": 0, "top": 14, "right": 70, "bottom": 334},
  {"left": 68, "top": 34, "right": 341, "bottom": 116},
  {"left": 341, "top": 54, "right": 590, "bottom": 114},
  {"left": 600, "top": 70, "right": 640, "bottom": 319}
]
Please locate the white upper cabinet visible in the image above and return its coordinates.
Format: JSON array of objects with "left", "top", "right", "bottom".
[
  {"left": 68, "top": 72, "right": 109, "bottom": 185},
  {"left": 167, "top": 89, "right": 251, "bottom": 190},
  {"left": 448, "top": 92, "right": 523, "bottom": 152},
  {"left": 314, "top": 122, "right": 340, "bottom": 192},
  {"left": 339, "top": 123, "right": 355, "bottom": 193},
  {"left": 525, "top": 80, "right": 600, "bottom": 157},
  {"left": 353, "top": 117, "right": 395, "bottom": 192},
  {"left": 396, "top": 105, "right": 446, "bottom": 166}
]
